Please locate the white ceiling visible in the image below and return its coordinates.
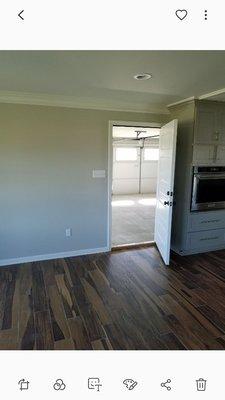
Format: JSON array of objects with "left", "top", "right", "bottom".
[{"left": 1, "top": 51, "right": 225, "bottom": 113}]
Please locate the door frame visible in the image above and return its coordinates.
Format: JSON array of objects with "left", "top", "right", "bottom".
[{"left": 107, "top": 120, "right": 162, "bottom": 250}]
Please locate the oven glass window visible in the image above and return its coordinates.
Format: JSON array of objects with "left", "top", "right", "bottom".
[{"left": 196, "top": 178, "right": 225, "bottom": 203}]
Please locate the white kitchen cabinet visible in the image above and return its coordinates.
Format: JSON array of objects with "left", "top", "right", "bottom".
[
  {"left": 194, "top": 105, "right": 217, "bottom": 144},
  {"left": 188, "top": 210, "right": 225, "bottom": 232},
  {"left": 194, "top": 102, "right": 225, "bottom": 145},
  {"left": 216, "top": 145, "right": 225, "bottom": 164},
  {"left": 186, "top": 228, "right": 225, "bottom": 252},
  {"left": 192, "top": 144, "right": 215, "bottom": 165},
  {"left": 171, "top": 99, "right": 225, "bottom": 257},
  {"left": 216, "top": 108, "right": 225, "bottom": 143}
]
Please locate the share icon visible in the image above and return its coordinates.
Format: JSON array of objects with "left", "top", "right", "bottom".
[{"left": 161, "top": 379, "right": 172, "bottom": 391}]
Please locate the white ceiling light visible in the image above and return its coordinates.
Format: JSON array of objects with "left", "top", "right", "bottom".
[{"left": 133, "top": 73, "right": 152, "bottom": 81}]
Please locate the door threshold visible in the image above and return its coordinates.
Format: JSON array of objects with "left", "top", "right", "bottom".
[{"left": 111, "top": 241, "right": 155, "bottom": 252}]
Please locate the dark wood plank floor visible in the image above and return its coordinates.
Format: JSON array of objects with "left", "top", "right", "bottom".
[{"left": 1, "top": 246, "right": 225, "bottom": 350}]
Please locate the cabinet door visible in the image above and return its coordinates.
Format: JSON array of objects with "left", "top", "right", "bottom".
[
  {"left": 216, "top": 145, "right": 225, "bottom": 164},
  {"left": 193, "top": 144, "right": 215, "bottom": 165},
  {"left": 194, "top": 106, "right": 217, "bottom": 144},
  {"left": 216, "top": 107, "right": 225, "bottom": 143}
]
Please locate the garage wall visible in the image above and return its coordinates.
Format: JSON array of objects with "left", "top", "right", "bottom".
[{"left": 0, "top": 103, "right": 168, "bottom": 265}]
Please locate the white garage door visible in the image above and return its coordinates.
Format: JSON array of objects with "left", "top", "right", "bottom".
[
  {"left": 112, "top": 147, "right": 140, "bottom": 194},
  {"left": 112, "top": 145, "right": 159, "bottom": 195},
  {"left": 141, "top": 147, "right": 159, "bottom": 194}
]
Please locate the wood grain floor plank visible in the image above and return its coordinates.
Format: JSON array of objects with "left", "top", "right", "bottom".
[
  {"left": 35, "top": 310, "right": 54, "bottom": 350},
  {"left": 47, "top": 285, "right": 70, "bottom": 341},
  {"left": 32, "top": 263, "right": 48, "bottom": 313},
  {"left": 1, "top": 247, "right": 225, "bottom": 349},
  {"left": 18, "top": 264, "right": 35, "bottom": 349},
  {"left": 68, "top": 316, "right": 92, "bottom": 350}
]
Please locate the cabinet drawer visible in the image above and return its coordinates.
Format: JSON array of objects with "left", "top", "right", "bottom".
[
  {"left": 189, "top": 211, "right": 225, "bottom": 232},
  {"left": 186, "top": 229, "right": 225, "bottom": 251}
]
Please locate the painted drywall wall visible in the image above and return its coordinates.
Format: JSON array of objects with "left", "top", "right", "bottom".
[{"left": 0, "top": 103, "right": 168, "bottom": 264}]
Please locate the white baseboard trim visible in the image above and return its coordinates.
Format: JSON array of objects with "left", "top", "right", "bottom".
[{"left": 0, "top": 246, "right": 109, "bottom": 267}]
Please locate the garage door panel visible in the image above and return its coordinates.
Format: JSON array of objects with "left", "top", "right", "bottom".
[
  {"left": 141, "top": 178, "right": 157, "bottom": 193},
  {"left": 113, "top": 162, "right": 140, "bottom": 179},
  {"left": 113, "top": 179, "right": 139, "bottom": 194}
]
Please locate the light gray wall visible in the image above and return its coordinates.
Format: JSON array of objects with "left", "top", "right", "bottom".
[{"left": 0, "top": 103, "right": 168, "bottom": 263}]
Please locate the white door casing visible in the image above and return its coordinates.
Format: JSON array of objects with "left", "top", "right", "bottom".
[{"left": 154, "top": 120, "right": 178, "bottom": 265}]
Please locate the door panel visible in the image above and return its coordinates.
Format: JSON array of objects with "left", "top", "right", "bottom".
[
  {"left": 216, "top": 108, "right": 225, "bottom": 143},
  {"left": 113, "top": 179, "right": 139, "bottom": 195},
  {"left": 192, "top": 144, "right": 215, "bottom": 165},
  {"left": 195, "top": 108, "right": 216, "bottom": 144},
  {"left": 140, "top": 160, "right": 158, "bottom": 194},
  {"left": 216, "top": 145, "right": 225, "bottom": 164},
  {"left": 141, "top": 178, "right": 157, "bottom": 194},
  {"left": 155, "top": 120, "right": 178, "bottom": 265},
  {"left": 113, "top": 162, "right": 140, "bottom": 179},
  {"left": 112, "top": 147, "right": 140, "bottom": 194}
]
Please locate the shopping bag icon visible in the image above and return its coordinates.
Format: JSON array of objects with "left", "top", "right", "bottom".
[{"left": 196, "top": 378, "right": 207, "bottom": 391}]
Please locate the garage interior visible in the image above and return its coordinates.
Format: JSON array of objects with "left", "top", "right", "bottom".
[{"left": 111, "top": 125, "right": 160, "bottom": 247}]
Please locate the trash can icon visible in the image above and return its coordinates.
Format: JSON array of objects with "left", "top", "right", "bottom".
[{"left": 196, "top": 378, "right": 207, "bottom": 391}]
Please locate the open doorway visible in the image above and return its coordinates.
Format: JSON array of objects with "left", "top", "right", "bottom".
[
  {"left": 110, "top": 123, "right": 161, "bottom": 247},
  {"left": 108, "top": 119, "right": 178, "bottom": 265}
]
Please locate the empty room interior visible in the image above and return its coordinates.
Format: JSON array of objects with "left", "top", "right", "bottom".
[
  {"left": 111, "top": 124, "right": 160, "bottom": 247},
  {"left": 1, "top": 51, "right": 225, "bottom": 350}
]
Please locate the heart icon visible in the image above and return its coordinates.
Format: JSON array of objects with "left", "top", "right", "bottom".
[{"left": 175, "top": 9, "right": 188, "bottom": 20}]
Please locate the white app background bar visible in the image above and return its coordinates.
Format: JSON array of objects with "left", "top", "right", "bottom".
[
  {"left": 0, "top": 1, "right": 224, "bottom": 400},
  {"left": 0, "top": 0, "right": 223, "bottom": 49},
  {"left": 0, "top": 350, "right": 224, "bottom": 398}
]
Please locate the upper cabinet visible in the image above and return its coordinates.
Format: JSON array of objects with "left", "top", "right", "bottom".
[
  {"left": 192, "top": 144, "right": 215, "bottom": 165},
  {"left": 194, "top": 101, "right": 225, "bottom": 145},
  {"left": 216, "top": 108, "right": 225, "bottom": 143},
  {"left": 170, "top": 100, "right": 225, "bottom": 167},
  {"left": 216, "top": 145, "right": 225, "bottom": 164}
]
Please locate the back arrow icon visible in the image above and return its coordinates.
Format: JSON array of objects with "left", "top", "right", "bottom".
[{"left": 18, "top": 10, "right": 24, "bottom": 20}]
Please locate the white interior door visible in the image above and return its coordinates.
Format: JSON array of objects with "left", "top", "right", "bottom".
[{"left": 154, "top": 120, "right": 178, "bottom": 265}]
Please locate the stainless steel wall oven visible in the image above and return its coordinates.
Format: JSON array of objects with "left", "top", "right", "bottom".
[{"left": 191, "top": 166, "right": 225, "bottom": 212}]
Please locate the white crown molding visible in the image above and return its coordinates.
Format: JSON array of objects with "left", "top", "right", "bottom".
[
  {"left": 0, "top": 246, "right": 109, "bottom": 267},
  {"left": 167, "top": 96, "right": 196, "bottom": 108},
  {"left": 167, "top": 87, "right": 225, "bottom": 109},
  {"left": 198, "top": 87, "right": 225, "bottom": 100},
  {"left": 0, "top": 90, "right": 169, "bottom": 115}
]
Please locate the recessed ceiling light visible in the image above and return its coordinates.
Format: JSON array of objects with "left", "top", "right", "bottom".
[{"left": 133, "top": 73, "right": 152, "bottom": 81}]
